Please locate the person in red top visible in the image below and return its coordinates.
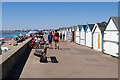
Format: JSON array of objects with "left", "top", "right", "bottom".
[{"left": 53, "top": 30, "right": 59, "bottom": 49}]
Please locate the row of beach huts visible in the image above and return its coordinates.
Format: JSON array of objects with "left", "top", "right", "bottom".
[{"left": 58, "top": 17, "right": 120, "bottom": 57}]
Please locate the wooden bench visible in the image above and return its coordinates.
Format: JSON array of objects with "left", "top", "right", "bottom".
[{"left": 34, "top": 43, "right": 48, "bottom": 62}]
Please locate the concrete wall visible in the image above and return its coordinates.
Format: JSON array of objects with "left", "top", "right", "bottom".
[{"left": 1, "top": 38, "right": 32, "bottom": 79}]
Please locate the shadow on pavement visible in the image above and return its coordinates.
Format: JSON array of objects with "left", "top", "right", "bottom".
[
  {"left": 59, "top": 48, "right": 71, "bottom": 51},
  {"left": 4, "top": 48, "right": 32, "bottom": 79},
  {"left": 40, "top": 57, "right": 48, "bottom": 63},
  {"left": 50, "top": 56, "right": 58, "bottom": 63},
  {"left": 39, "top": 56, "right": 58, "bottom": 63}
]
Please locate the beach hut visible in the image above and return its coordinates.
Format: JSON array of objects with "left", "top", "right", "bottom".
[
  {"left": 75, "top": 25, "right": 82, "bottom": 44},
  {"left": 65, "top": 28, "right": 69, "bottom": 40},
  {"left": 85, "top": 24, "right": 95, "bottom": 48},
  {"left": 103, "top": 17, "right": 120, "bottom": 57},
  {"left": 92, "top": 23, "right": 107, "bottom": 52},
  {"left": 80, "top": 25, "right": 87, "bottom": 46},
  {"left": 72, "top": 26, "right": 77, "bottom": 42},
  {"left": 67, "top": 26, "right": 72, "bottom": 42}
]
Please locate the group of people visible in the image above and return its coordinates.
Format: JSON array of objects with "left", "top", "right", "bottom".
[
  {"left": 12, "top": 35, "right": 28, "bottom": 46},
  {"left": 60, "top": 33, "right": 65, "bottom": 42},
  {"left": 48, "top": 30, "right": 59, "bottom": 49},
  {"left": 30, "top": 30, "right": 65, "bottom": 49},
  {"left": 48, "top": 30, "right": 65, "bottom": 49},
  {"left": 30, "top": 34, "right": 45, "bottom": 48}
]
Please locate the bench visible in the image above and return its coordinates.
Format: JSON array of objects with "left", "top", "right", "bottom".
[{"left": 34, "top": 43, "right": 49, "bottom": 62}]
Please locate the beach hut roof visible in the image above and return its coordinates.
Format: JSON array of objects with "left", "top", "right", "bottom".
[
  {"left": 108, "top": 17, "right": 120, "bottom": 31},
  {"left": 82, "top": 25, "right": 87, "bottom": 30},
  {"left": 97, "top": 23, "right": 107, "bottom": 31},
  {"left": 87, "top": 24, "right": 95, "bottom": 31},
  {"left": 78, "top": 25, "right": 82, "bottom": 30},
  {"left": 80, "top": 25, "right": 87, "bottom": 32},
  {"left": 83, "top": 25, "right": 87, "bottom": 30}
]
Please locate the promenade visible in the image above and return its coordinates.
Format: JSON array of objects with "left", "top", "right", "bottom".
[{"left": 6, "top": 35, "right": 118, "bottom": 78}]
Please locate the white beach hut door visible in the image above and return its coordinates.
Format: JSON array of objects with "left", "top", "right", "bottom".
[
  {"left": 81, "top": 30, "right": 85, "bottom": 45},
  {"left": 76, "top": 31, "right": 80, "bottom": 44},
  {"left": 79, "top": 32, "right": 81, "bottom": 44},
  {"left": 93, "top": 33, "right": 98, "bottom": 50},
  {"left": 86, "top": 31, "right": 92, "bottom": 47},
  {"left": 104, "top": 31, "right": 111, "bottom": 54},
  {"left": 110, "top": 31, "right": 119, "bottom": 57},
  {"left": 104, "top": 31, "right": 119, "bottom": 57},
  {"left": 93, "top": 33, "right": 100, "bottom": 51},
  {"left": 93, "top": 33, "right": 96, "bottom": 50}
]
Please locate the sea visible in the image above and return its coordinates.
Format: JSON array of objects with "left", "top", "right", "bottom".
[{"left": 0, "top": 32, "right": 27, "bottom": 39}]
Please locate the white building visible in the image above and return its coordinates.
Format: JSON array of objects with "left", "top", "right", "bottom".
[
  {"left": 103, "top": 17, "right": 120, "bottom": 57},
  {"left": 92, "top": 23, "right": 107, "bottom": 52},
  {"left": 80, "top": 25, "right": 87, "bottom": 46},
  {"left": 75, "top": 25, "right": 81, "bottom": 44},
  {"left": 85, "top": 24, "right": 94, "bottom": 48}
]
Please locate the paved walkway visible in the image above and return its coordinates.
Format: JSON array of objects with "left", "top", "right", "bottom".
[{"left": 7, "top": 35, "right": 118, "bottom": 78}]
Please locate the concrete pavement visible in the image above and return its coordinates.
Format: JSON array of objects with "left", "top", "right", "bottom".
[
  {"left": 6, "top": 35, "right": 118, "bottom": 78},
  {"left": 19, "top": 41, "right": 118, "bottom": 78}
]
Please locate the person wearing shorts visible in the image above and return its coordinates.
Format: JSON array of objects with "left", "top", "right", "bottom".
[
  {"left": 53, "top": 30, "right": 59, "bottom": 49},
  {"left": 48, "top": 32, "right": 53, "bottom": 49}
]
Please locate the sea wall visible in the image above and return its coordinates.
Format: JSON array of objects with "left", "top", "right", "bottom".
[{"left": 1, "top": 38, "right": 32, "bottom": 79}]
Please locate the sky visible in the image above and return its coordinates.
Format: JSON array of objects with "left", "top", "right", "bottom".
[
  {"left": 1, "top": 0, "right": 120, "bottom": 2},
  {"left": 2, "top": 2, "right": 118, "bottom": 30}
]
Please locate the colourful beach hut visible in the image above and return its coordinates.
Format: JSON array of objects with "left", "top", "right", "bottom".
[
  {"left": 103, "top": 17, "right": 120, "bottom": 57},
  {"left": 80, "top": 25, "right": 87, "bottom": 46},
  {"left": 85, "top": 24, "right": 95, "bottom": 48},
  {"left": 75, "top": 25, "right": 82, "bottom": 44},
  {"left": 92, "top": 23, "right": 107, "bottom": 52}
]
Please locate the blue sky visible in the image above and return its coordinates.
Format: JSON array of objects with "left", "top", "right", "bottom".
[{"left": 2, "top": 2, "right": 118, "bottom": 30}]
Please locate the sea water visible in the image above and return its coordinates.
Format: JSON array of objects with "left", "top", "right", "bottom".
[{"left": 0, "top": 32, "right": 27, "bottom": 39}]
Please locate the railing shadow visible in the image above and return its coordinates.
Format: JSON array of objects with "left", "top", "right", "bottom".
[
  {"left": 4, "top": 48, "right": 32, "bottom": 79},
  {"left": 50, "top": 56, "right": 58, "bottom": 63},
  {"left": 40, "top": 56, "right": 58, "bottom": 63}
]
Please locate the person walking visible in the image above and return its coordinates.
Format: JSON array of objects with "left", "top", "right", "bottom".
[
  {"left": 48, "top": 32, "right": 53, "bottom": 49},
  {"left": 53, "top": 30, "right": 59, "bottom": 49},
  {"left": 60, "top": 33, "right": 62, "bottom": 41},
  {"left": 63, "top": 33, "right": 65, "bottom": 42}
]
